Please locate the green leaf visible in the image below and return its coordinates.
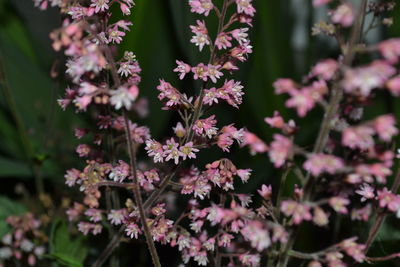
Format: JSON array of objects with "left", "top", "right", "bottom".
[
  {"left": 48, "top": 220, "right": 88, "bottom": 267},
  {"left": 0, "top": 156, "right": 31, "bottom": 177},
  {"left": 0, "top": 197, "right": 26, "bottom": 237}
]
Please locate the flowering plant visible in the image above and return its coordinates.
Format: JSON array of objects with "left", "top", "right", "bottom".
[{"left": 1, "top": 0, "right": 400, "bottom": 266}]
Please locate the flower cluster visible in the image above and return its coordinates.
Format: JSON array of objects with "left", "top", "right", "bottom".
[
  {"left": 31, "top": 0, "right": 400, "bottom": 266},
  {"left": 0, "top": 213, "right": 47, "bottom": 266}
]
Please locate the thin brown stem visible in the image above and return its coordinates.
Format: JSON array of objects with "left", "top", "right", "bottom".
[{"left": 123, "top": 111, "right": 161, "bottom": 267}]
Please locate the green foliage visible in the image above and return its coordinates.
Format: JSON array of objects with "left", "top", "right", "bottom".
[{"left": 48, "top": 220, "right": 88, "bottom": 267}]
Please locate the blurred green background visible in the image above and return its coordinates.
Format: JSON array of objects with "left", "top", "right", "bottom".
[{"left": 1, "top": 0, "right": 400, "bottom": 266}]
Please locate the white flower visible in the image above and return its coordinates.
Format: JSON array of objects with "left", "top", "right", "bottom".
[{"left": 110, "top": 86, "right": 136, "bottom": 110}]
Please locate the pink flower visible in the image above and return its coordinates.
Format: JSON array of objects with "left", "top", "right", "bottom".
[
  {"left": 215, "top": 32, "right": 232, "bottom": 50},
  {"left": 125, "top": 222, "right": 141, "bottom": 239},
  {"left": 273, "top": 78, "right": 297, "bottom": 94},
  {"left": 242, "top": 131, "right": 268, "bottom": 155},
  {"left": 355, "top": 183, "right": 375, "bottom": 202},
  {"left": 241, "top": 221, "right": 270, "bottom": 251},
  {"left": 107, "top": 209, "right": 127, "bottom": 225},
  {"left": 189, "top": 0, "right": 214, "bottom": 16},
  {"left": 110, "top": 85, "right": 139, "bottom": 110},
  {"left": 342, "top": 126, "right": 375, "bottom": 150},
  {"left": 85, "top": 209, "right": 102, "bottom": 222},
  {"left": 257, "top": 184, "right": 272, "bottom": 199},
  {"left": 285, "top": 88, "right": 315, "bottom": 117},
  {"left": 373, "top": 114, "right": 398, "bottom": 142},
  {"left": 237, "top": 169, "right": 252, "bottom": 183},
  {"left": 192, "top": 63, "right": 208, "bottom": 81},
  {"left": 163, "top": 138, "right": 181, "bottom": 164},
  {"left": 65, "top": 168, "right": 81, "bottom": 187},
  {"left": 269, "top": 134, "right": 292, "bottom": 168},
  {"left": 378, "top": 38, "right": 400, "bottom": 63},
  {"left": 236, "top": 0, "right": 256, "bottom": 16},
  {"left": 91, "top": 0, "right": 109, "bottom": 13},
  {"left": 331, "top": 3, "right": 354, "bottom": 27},
  {"left": 190, "top": 20, "right": 210, "bottom": 51},
  {"left": 303, "top": 154, "right": 344, "bottom": 176},
  {"left": 109, "top": 160, "right": 130, "bottom": 182},
  {"left": 311, "top": 59, "right": 338, "bottom": 80},
  {"left": 329, "top": 197, "right": 350, "bottom": 214},
  {"left": 343, "top": 60, "right": 396, "bottom": 96},
  {"left": 230, "top": 28, "right": 249, "bottom": 45},
  {"left": 281, "top": 200, "right": 312, "bottom": 224},
  {"left": 203, "top": 87, "right": 219, "bottom": 105},
  {"left": 340, "top": 237, "right": 366, "bottom": 263},
  {"left": 377, "top": 188, "right": 400, "bottom": 212},
  {"left": 193, "top": 115, "right": 218, "bottom": 138},
  {"left": 145, "top": 139, "right": 164, "bottom": 163},
  {"left": 313, "top": 207, "right": 329, "bottom": 226},
  {"left": 174, "top": 60, "right": 191, "bottom": 80},
  {"left": 179, "top": 142, "right": 199, "bottom": 160},
  {"left": 173, "top": 122, "right": 186, "bottom": 138},
  {"left": 386, "top": 76, "right": 400, "bottom": 96},
  {"left": 76, "top": 144, "right": 90, "bottom": 157},
  {"left": 264, "top": 111, "right": 285, "bottom": 129},
  {"left": 108, "top": 26, "right": 126, "bottom": 44},
  {"left": 206, "top": 64, "right": 223, "bottom": 83}
]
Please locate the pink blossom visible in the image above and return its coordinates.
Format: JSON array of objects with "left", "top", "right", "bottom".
[
  {"left": 180, "top": 142, "right": 199, "bottom": 160},
  {"left": 378, "top": 38, "right": 400, "bottom": 63},
  {"left": 125, "top": 222, "right": 141, "bottom": 239},
  {"left": 203, "top": 87, "right": 219, "bottom": 105},
  {"left": 76, "top": 144, "right": 90, "bottom": 157},
  {"left": 340, "top": 237, "right": 366, "bottom": 263},
  {"left": 85, "top": 209, "right": 102, "bottom": 222},
  {"left": 303, "top": 154, "right": 344, "bottom": 176},
  {"left": 269, "top": 134, "right": 292, "bottom": 168},
  {"left": 163, "top": 138, "right": 181, "bottom": 164},
  {"left": 313, "top": 207, "right": 329, "bottom": 226},
  {"left": 377, "top": 188, "right": 400, "bottom": 212},
  {"left": 242, "top": 131, "right": 268, "bottom": 155},
  {"left": 107, "top": 209, "right": 127, "bottom": 225},
  {"left": 241, "top": 221, "right": 270, "bottom": 251},
  {"left": 373, "top": 114, "right": 398, "bottom": 142},
  {"left": 331, "top": 3, "right": 354, "bottom": 27},
  {"left": 342, "top": 126, "right": 375, "bottom": 150},
  {"left": 386, "top": 76, "right": 400, "bottom": 96},
  {"left": 193, "top": 115, "right": 218, "bottom": 138},
  {"left": 273, "top": 78, "right": 297, "bottom": 94},
  {"left": 231, "top": 28, "right": 249, "bottom": 45},
  {"left": 108, "top": 26, "right": 126, "bottom": 44},
  {"left": 215, "top": 32, "right": 232, "bottom": 50},
  {"left": 110, "top": 85, "right": 139, "bottom": 110},
  {"left": 109, "top": 160, "right": 130, "bottom": 182},
  {"left": 65, "top": 168, "right": 81, "bottom": 187},
  {"left": 343, "top": 60, "right": 396, "bottom": 96},
  {"left": 145, "top": 139, "right": 164, "bottom": 163},
  {"left": 285, "top": 88, "right": 315, "bottom": 117},
  {"left": 91, "top": 0, "right": 109, "bottom": 13},
  {"left": 311, "top": 59, "right": 338, "bottom": 80},
  {"left": 264, "top": 111, "right": 285, "bottom": 129},
  {"left": 190, "top": 20, "right": 210, "bottom": 51},
  {"left": 257, "top": 184, "right": 272, "bottom": 200},
  {"left": 192, "top": 63, "right": 208, "bottom": 81},
  {"left": 355, "top": 183, "right": 375, "bottom": 202},
  {"left": 174, "top": 60, "right": 191, "bottom": 80},
  {"left": 173, "top": 122, "right": 186, "bottom": 138},
  {"left": 329, "top": 197, "right": 350, "bottom": 214},
  {"left": 281, "top": 200, "right": 312, "bottom": 224},
  {"left": 189, "top": 0, "right": 214, "bottom": 16},
  {"left": 206, "top": 64, "right": 223, "bottom": 83},
  {"left": 236, "top": 0, "right": 256, "bottom": 16}
]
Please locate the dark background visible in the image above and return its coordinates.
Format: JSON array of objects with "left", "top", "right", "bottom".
[{"left": 1, "top": 0, "right": 400, "bottom": 266}]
